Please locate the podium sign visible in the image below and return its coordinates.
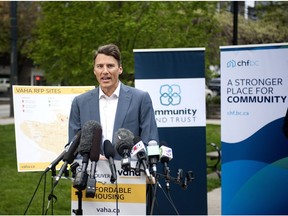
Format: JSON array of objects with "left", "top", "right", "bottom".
[{"left": 71, "top": 160, "right": 146, "bottom": 215}]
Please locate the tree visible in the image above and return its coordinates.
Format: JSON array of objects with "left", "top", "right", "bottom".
[
  {"left": 26, "top": 1, "right": 218, "bottom": 86},
  {"left": 255, "top": 1, "right": 288, "bottom": 42},
  {"left": 216, "top": 10, "right": 288, "bottom": 45},
  {"left": 2, "top": 2, "right": 288, "bottom": 86},
  {"left": 0, "top": 2, "right": 40, "bottom": 84},
  {"left": 207, "top": 2, "right": 288, "bottom": 78}
]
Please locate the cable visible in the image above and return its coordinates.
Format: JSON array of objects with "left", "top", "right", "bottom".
[
  {"left": 44, "top": 177, "right": 58, "bottom": 215},
  {"left": 24, "top": 170, "right": 47, "bottom": 215},
  {"left": 157, "top": 181, "right": 180, "bottom": 215},
  {"left": 149, "top": 179, "right": 158, "bottom": 215},
  {"left": 167, "top": 190, "right": 179, "bottom": 215},
  {"left": 42, "top": 172, "right": 47, "bottom": 215},
  {"left": 50, "top": 174, "right": 54, "bottom": 215}
]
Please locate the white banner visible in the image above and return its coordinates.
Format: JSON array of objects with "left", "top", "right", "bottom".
[
  {"left": 221, "top": 45, "right": 288, "bottom": 143},
  {"left": 135, "top": 78, "right": 206, "bottom": 127}
]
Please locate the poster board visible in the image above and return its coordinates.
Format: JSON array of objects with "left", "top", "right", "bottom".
[{"left": 13, "top": 85, "right": 94, "bottom": 172}]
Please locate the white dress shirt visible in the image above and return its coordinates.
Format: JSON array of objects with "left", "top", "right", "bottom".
[{"left": 99, "top": 83, "right": 120, "bottom": 144}]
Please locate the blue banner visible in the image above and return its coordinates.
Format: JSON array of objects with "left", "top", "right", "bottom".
[
  {"left": 134, "top": 48, "right": 207, "bottom": 215},
  {"left": 221, "top": 43, "right": 288, "bottom": 214}
]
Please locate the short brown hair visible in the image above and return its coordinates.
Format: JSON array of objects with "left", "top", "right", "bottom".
[{"left": 94, "top": 44, "right": 122, "bottom": 66}]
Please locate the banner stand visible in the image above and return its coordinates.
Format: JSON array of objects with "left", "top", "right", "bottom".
[
  {"left": 221, "top": 43, "right": 288, "bottom": 214},
  {"left": 134, "top": 48, "right": 207, "bottom": 214}
]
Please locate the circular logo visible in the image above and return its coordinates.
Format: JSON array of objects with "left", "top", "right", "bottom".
[{"left": 160, "top": 84, "right": 181, "bottom": 106}]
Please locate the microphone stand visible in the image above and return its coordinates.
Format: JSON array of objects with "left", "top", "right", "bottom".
[
  {"left": 150, "top": 170, "right": 194, "bottom": 215},
  {"left": 146, "top": 181, "right": 152, "bottom": 214},
  {"left": 163, "top": 164, "right": 171, "bottom": 191},
  {"left": 51, "top": 166, "right": 57, "bottom": 178},
  {"left": 147, "top": 174, "right": 159, "bottom": 215},
  {"left": 72, "top": 190, "right": 83, "bottom": 215},
  {"left": 45, "top": 166, "right": 58, "bottom": 215},
  {"left": 50, "top": 167, "right": 56, "bottom": 215},
  {"left": 71, "top": 162, "right": 84, "bottom": 215}
]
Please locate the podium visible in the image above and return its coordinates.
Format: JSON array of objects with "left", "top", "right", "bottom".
[{"left": 71, "top": 160, "right": 146, "bottom": 215}]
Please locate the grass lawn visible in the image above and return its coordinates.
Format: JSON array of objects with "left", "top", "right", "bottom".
[{"left": 0, "top": 123, "right": 221, "bottom": 215}]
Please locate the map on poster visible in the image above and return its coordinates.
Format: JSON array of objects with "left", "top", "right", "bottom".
[{"left": 13, "top": 85, "right": 95, "bottom": 172}]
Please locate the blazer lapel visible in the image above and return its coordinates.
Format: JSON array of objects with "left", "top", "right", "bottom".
[
  {"left": 87, "top": 88, "right": 101, "bottom": 123},
  {"left": 113, "top": 84, "right": 132, "bottom": 137}
]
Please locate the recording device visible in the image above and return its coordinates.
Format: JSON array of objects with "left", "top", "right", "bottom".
[
  {"left": 131, "top": 136, "right": 151, "bottom": 180},
  {"left": 182, "top": 171, "right": 194, "bottom": 190},
  {"left": 176, "top": 168, "right": 183, "bottom": 184},
  {"left": 159, "top": 143, "right": 173, "bottom": 190},
  {"left": 104, "top": 140, "right": 117, "bottom": 183},
  {"left": 86, "top": 122, "right": 102, "bottom": 198},
  {"left": 114, "top": 128, "right": 134, "bottom": 171},
  {"left": 73, "top": 120, "right": 100, "bottom": 191},
  {"left": 53, "top": 130, "right": 81, "bottom": 187},
  {"left": 181, "top": 171, "right": 194, "bottom": 190},
  {"left": 147, "top": 140, "right": 160, "bottom": 177}
]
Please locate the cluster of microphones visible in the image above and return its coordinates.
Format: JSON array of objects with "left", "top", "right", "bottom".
[{"left": 45, "top": 120, "right": 194, "bottom": 198}]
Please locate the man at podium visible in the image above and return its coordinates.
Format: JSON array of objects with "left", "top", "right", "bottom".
[{"left": 68, "top": 43, "right": 159, "bottom": 158}]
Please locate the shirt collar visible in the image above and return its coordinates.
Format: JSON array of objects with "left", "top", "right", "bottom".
[{"left": 99, "top": 82, "right": 121, "bottom": 99}]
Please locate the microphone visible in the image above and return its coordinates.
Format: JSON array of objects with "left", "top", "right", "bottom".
[
  {"left": 86, "top": 122, "right": 102, "bottom": 198},
  {"left": 104, "top": 140, "right": 117, "bottom": 183},
  {"left": 159, "top": 143, "right": 173, "bottom": 190},
  {"left": 53, "top": 130, "right": 81, "bottom": 187},
  {"left": 147, "top": 140, "right": 160, "bottom": 177},
  {"left": 176, "top": 168, "right": 183, "bottom": 184},
  {"left": 45, "top": 130, "right": 81, "bottom": 173},
  {"left": 131, "top": 136, "right": 151, "bottom": 180},
  {"left": 182, "top": 171, "right": 194, "bottom": 190},
  {"left": 73, "top": 120, "right": 100, "bottom": 191},
  {"left": 114, "top": 128, "right": 134, "bottom": 171}
]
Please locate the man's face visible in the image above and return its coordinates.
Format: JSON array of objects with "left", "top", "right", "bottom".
[{"left": 94, "top": 53, "right": 122, "bottom": 96}]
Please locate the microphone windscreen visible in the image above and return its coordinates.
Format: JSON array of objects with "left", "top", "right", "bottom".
[
  {"left": 148, "top": 140, "right": 158, "bottom": 146},
  {"left": 63, "top": 130, "right": 81, "bottom": 163},
  {"left": 114, "top": 128, "right": 134, "bottom": 157},
  {"left": 104, "top": 140, "right": 115, "bottom": 158},
  {"left": 147, "top": 140, "right": 160, "bottom": 157},
  {"left": 90, "top": 124, "right": 102, "bottom": 161},
  {"left": 79, "top": 120, "right": 101, "bottom": 156}
]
